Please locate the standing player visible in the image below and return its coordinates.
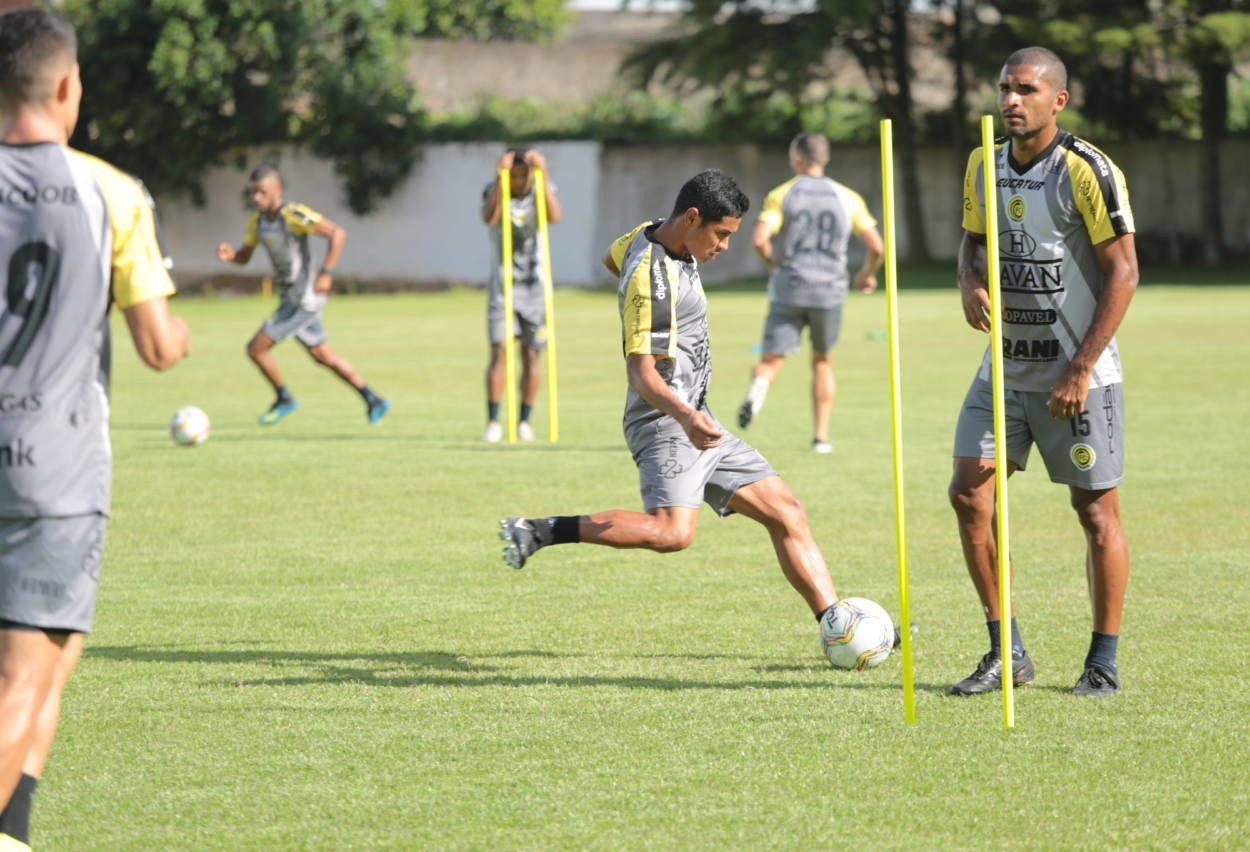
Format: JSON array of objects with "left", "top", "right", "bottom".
[
  {"left": 736, "top": 132, "right": 884, "bottom": 453},
  {"left": 480, "top": 146, "right": 561, "bottom": 442},
  {"left": 216, "top": 165, "right": 390, "bottom": 426},
  {"left": 498, "top": 170, "right": 847, "bottom": 647},
  {"left": 949, "top": 47, "right": 1138, "bottom": 697},
  {"left": 0, "top": 9, "right": 192, "bottom": 847}
]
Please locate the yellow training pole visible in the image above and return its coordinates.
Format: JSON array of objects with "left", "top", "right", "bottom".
[
  {"left": 533, "top": 167, "right": 559, "bottom": 443},
  {"left": 981, "top": 115, "right": 1014, "bottom": 729},
  {"left": 499, "top": 168, "right": 518, "bottom": 444},
  {"left": 880, "top": 120, "right": 915, "bottom": 725}
]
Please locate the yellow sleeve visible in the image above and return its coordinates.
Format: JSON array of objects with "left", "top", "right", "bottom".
[
  {"left": 71, "top": 152, "right": 176, "bottom": 310},
  {"left": 757, "top": 182, "right": 790, "bottom": 232},
  {"left": 283, "top": 203, "right": 324, "bottom": 236},
  {"left": 608, "top": 221, "right": 650, "bottom": 271},
  {"left": 243, "top": 212, "right": 259, "bottom": 248},
  {"left": 843, "top": 186, "right": 878, "bottom": 234},
  {"left": 1066, "top": 151, "right": 1135, "bottom": 244},
  {"left": 961, "top": 147, "right": 986, "bottom": 235},
  {"left": 621, "top": 243, "right": 677, "bottom": 359}
]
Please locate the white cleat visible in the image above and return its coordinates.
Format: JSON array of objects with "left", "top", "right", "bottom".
[
  {"left": 811, "top": 440, "right": 834, "bottom": 455},
  {"left": 517, "top": 421, "right": 535, "bottom": 442},
  {"left": 482, "top": 421, "right": 503, "bottom": 443}
]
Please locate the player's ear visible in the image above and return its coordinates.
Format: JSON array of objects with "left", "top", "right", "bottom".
[{"left": 683, "top": 207, "right": 701, "bottom": 228}]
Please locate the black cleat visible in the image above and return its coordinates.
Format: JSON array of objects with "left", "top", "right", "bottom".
[
  {"left": 499, "top": 516, "right": 541, "bottom": 570},
  {"left": 1072, "top": 664, "right": 1119, "bottom": 697},
  {"left": 737, "top": 399, "right": 754, "bottom": 429},
  {"left": 949, "top": 651, "right": 1036, "bottom": 696}
]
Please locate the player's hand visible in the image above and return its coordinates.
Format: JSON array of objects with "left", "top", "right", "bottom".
[
  {"left": 170, "top": 314, "right": 192, "bottom": 357},
  {"left": 678, "top": 408, "right": 724, "bottom": 450},
  {"left": 496, "top": 150, "right": 516, "bottom": 171},
  {"left": 958, "top": 275, "right": 991, "bottom": 333},
  {"left": 524, "top": 150, "right": 547, "bottom": 171},
  {"left": 216, "top": 242, "right": 236, "bottom": 263},
  {"left": 855, "top": 272, "right": 878, "bottom": 294},
  {"left": 1047, "top": 366, "right": 1091, "bottom": 420},
  {"left": 313, "top": 272, "right": 333, "bottom": 294}
]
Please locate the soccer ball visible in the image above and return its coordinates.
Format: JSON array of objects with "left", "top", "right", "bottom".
[
  {"left": 819, "top": 597, "right": 895, "bottom": 671},
  {"left": 169, "top": 405, "right": 210, "bottom": 446}
]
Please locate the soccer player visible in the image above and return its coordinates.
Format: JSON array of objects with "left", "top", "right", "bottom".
[
  {"left": 737, "top": 132, "right": 884, "bottom": 453},
  {"left": 498, "top": 170, "right": 846, "bottom": 647},
  {"left": 0, "top": 9, "right": 192, "bottom": 847},
  {"left": 480, "top": 146, "right": 561, "bottom": 442},
  {"left": 949, "top": 47, "right": 1138, "bottom": 697},
  {"left": 216, "top": 165, "right": 390, "bottom": 426}
]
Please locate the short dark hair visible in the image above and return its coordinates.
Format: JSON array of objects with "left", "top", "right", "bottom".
[
  {"left": 671, "top": 169, "right": 750, "bottom": 223},
  {"left": 790, "top": 132, "right": 830, "bottom": 167},
  {"left": 506, "top": 146, "right": 531, "bottom": 167},
  {"left": 1004, "top": 46, "right": 1068, "bottom": 91},
  {"left": 0, "top": 8, "right": 77, "bottom": 108},
  {"left": 249, "top": 163, "right": 281, "bottom": 183}
]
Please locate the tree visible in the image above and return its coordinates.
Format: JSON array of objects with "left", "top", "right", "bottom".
[{"left": 622, "top": 0, "right": 934, "bottom": 261}]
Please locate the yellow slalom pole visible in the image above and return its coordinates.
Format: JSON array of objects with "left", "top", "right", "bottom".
[
  {"left": 533, "top": 167, "right": 559, "bottom": 443},
  {"left": 880, "top": 119, "right": 915, "bottom": 726},
  {"left": 981, "top": 115, "right": 1014, "bottom": 729},
  {"left": 499, "top": 168, "right": 518, "bottom": 444}
]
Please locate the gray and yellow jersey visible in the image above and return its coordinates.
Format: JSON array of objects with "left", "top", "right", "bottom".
[
  {"left": 483, "top": 179, "right": 554, "bottom": 314},
  {"left": 759, "top": 174, "right": 876, "bottom": 309},
  {"left": 243, "top": 202, "right": 324, "bottom": 312},
  {"left": 610, "top": 221, "right": 712, "bottom": 432},
  {"left": 0, "top": 143, "right": 175, "bottom": 517},
  {"left": 963, "top": 130, "right": 1135, "bottom": 392}
]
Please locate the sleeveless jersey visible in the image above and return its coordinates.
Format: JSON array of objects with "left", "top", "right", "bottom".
[
  {"left": 610, "top": 221, "right": 712, "bottom": 432},
  {"left": 0, "top": 143, "right": 175, "bottom": 517},
  {"left": 483, "top": 180, "right": 554, "bottom": 315},
  {"left": 243, "top": 202, "right": 324, "bottom": 311},
  {"left": 759, "top": 174, "right": 876, "bottom": 308},
  {"left": 963, "top": 130, "right": 1135, "bottom": 392}
]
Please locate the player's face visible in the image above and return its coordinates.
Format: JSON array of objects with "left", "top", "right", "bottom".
[
  {"left": 998, "top": 64, "right": 1068, "bottom": 142},
  {"left": 509, "top": 162, "right": 532, "bottom": 196},
  {"left": 686, "top": 214, "right": 741, "bottom": 263},
  {"left": 249, "top": 176, "right": 283, "bottom": 214}
]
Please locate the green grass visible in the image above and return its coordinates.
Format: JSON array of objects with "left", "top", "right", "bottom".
[{"left": 41, "top": 276, "right": 1250, "bottom": 848}]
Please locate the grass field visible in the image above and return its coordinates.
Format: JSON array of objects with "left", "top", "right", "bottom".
[{"left": 39, "top": 276, "right": 1250, "bottom": 849}]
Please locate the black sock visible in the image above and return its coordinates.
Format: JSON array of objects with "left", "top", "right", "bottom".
[
  {"left": 1084, "top": 631, "right": 1119, "bottom": 673},
  {"left": 816, "top": 604, "right": 835, "bottom": 624},
  {"left": 357, "top": 384, "right": 381, "bottom": 406},
  {"left": 275, "top": 385, "right": 293, "bottom": 404},
  {"left": 487, "top": 401, "right": 501, "bottom": 422},
  {"left": 987, "top": 617, "right": 1025, "bottom": 659},
  {"left": 0, "top": 773, "right": 37, "bottom": 844},
  {"left": 539, "top": 516, "right": 580, "bottom": 546},
  {"left": 519, "top": 403, "right": 534, "bottom": 424}
]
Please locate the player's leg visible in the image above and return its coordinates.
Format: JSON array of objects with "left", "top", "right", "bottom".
[
  {"left": 246, "top": 329, "right": 286, "bottom": 392},
  {"left": 499, "top": 507, "right": 699, "bottom": 569},
  {"left": 484, "top": 342, "right": 506, "bottom": 442},
  {"left": 0, "top": 629, "right": 67, "bottom": 828},
  {"left": 726, "top": 475, "right": 837, "bottom": 618},
  {"left": 808, "top": 307, "right": 842, "bottom": 453},
  {"left": 1071, "top": 486, "right": 1129, "bottom": 690},
  {"left": 301, "top": 315, "right": 389, "bottom": 423},
  {"left": 516, "top": 342, "right": 541, "bottom": 441},
  {"left": 250, "top": 312, "right": 299, "bottom": 424},
  {"left": 738, "top": 304, "right": 797, "bottom": 429}
]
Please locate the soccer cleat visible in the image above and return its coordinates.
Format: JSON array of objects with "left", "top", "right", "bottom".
[
  {"left": 517, "top": 421, "right": 535, "bottom": 442},
  {"left": 1072, "top": 664, "right": 1119, "bottom": 697},
  {"left": 499, "top": 516, "right": 541, "bottom": 569},
  {"left": 812, "top": 440, "right": 834, "bottom": 454},
  {"left": 368, "top": 398, "right": 391, "bottom": 425},
  {"left": 737, "top": 377, "right": 769, "bottom": 428},
  {"left": 258, "top": 399, "right": 298, "bottom": 425},
  {"left": 482, "top": 421, "right": 502, "bottom": 443},
  {"left": 949, "top": 650, "right": 1036, "bottom": 696}
]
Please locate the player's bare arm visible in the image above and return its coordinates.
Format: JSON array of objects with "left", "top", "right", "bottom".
[
  {"left": 313, "top": 217, "right": 346, "bottom": 294},
  {"left": 626, "top": 353, "right": 723, "bottom": 450},
  {"left": 524, "top": 150, "right": 561, "bottom": 224},
  {"left": 853, "top": 225, "right": 885, "bottom": 293},
  {"left": 481, "top": 150, "right": 516, "bottom": 225},
  {"left": 1047, "top": 232, "right": 1139, "bottom": 419},
  {"left": 217, "top": 241, "right": 254, "bottom": 265},
  {"left": 751, "top": 220, "right": 774, "bottom": 265},
  {"left": 123, "top": 297, "right": 191, "bottom": 371},
  {"left": 957, "top": 230, "right": 991, "bottom": 333}
]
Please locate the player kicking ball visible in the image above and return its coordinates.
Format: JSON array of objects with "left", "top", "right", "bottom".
[{"left": 499, "top": 170, "right": 854, "bottom": 646}]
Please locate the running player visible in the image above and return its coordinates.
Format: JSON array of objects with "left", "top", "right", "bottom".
[
  {"left": 949, "top": 47, "right": 1138, "bottom": 697},
  {"left": 498, "top": 170, "right": 848, "bottom": 651},
  {"left": 0, "top": 9, "right": 192, "bottom": 847},
  {"left": 216, "top": 165, "right": 390, "bottom": 426},
  {"left": 737, "top": 132, "right": 884, "bottom": 453},
  {"left": 480, "top": 146, "right": 561, "bottom": 442}
]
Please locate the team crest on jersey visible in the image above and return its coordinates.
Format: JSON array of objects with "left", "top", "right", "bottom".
[
  {"left": 1007, "top": 195, "right": 1026, "bottom": 221},
  {"left": 1070, "top": 443, "right": 1096, "bottom": 471}
]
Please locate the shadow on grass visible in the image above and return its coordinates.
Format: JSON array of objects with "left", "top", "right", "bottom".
[{"left": 86, "top": 644, "right": 903, "bottom": 692}]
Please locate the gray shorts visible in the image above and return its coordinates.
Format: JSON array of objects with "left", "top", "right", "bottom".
[
  {"left": 761, "top": 303, "right": 844, "bottom": 355},
  {"left": 954, "top": 378, "right": 1125, "bottom": 489},
  {"left": 0, "top": 513, "right": 107, "bottom": 633},
  {"left": 262, "top": 302, "right": 328, "bottom": 347},
  {"left": 487, "top": 291, "right": 547, "bottom": 351},
  {"left": 626, "top": 413, "right": 777, "bottom": 516}
]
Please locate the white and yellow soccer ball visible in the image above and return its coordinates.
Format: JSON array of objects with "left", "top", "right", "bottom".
[
  {"left": 819, "top": 597, "right": 895, "bottom": 670},
  {"left": 169, "top": 405, "right": 210, "bottom": 446}
]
